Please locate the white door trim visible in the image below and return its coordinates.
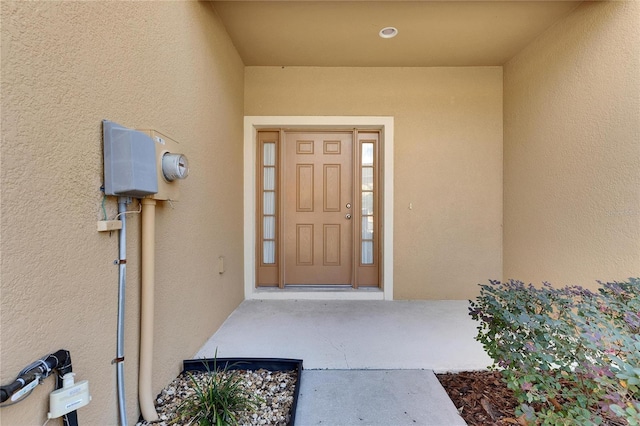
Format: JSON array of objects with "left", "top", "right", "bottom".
[{"left": 244, "top": 116, "right": 394, "bottom": 301}]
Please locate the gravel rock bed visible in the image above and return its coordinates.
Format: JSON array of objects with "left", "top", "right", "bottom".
[{"left": 136, "top": 369, "right": 297, "bottom": 426}]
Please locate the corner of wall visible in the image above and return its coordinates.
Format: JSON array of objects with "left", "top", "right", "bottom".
[{"left": 503, "top": 1, "right": 640, "bottom": 287}]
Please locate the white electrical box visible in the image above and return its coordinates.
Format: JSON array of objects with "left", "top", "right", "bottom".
[
  {"left": 103, "top": 120, "right": 158, "bottom": 197},
  {"left": 138, "top": 129, "right": 189, "bottom": 201},
  {"left": 48, "top": 374, "right": 91, "bottom": 419}
]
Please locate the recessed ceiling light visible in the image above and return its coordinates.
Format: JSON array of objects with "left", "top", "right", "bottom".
[{"left": 379, "top": 27, "right": 398, "bottom": 39}]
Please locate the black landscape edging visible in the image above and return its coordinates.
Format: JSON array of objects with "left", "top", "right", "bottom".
[{"left": 182, "top": 357, "right": 304, "bottom": 426}]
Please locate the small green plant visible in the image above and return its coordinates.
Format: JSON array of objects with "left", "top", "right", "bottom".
[
  {"left": 175, "top": 357, "right": 260, "bottom": 426},
  {"left": 469, "top": 278, "right": 640, "bottom": 425}
]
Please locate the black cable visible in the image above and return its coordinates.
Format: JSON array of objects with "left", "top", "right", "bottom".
[
  {"left": 54, "top": 350, "right": 79, "bottom": 426},
  {"left": 0, "top": 380, "right": 25, "bottom": 404},
  {"left": 0, "top": 366, "right": 44, "bottom": 405},
  {"left": 0, "top": 350, "right": 79, "bottom": 426}
]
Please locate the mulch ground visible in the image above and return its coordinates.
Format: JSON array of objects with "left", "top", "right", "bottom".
[{"left": 437, "top": 371, "right": 521, "bottom": 426}]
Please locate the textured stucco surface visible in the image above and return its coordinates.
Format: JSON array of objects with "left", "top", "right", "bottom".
[
  {"left": 503, "top": 1, "right": 640, "bottom": 287},
  {"left": 1, "top": 2, "right": 244, "bottom": 424},
  {"left": 2, "top": 0, "right": 638, "bottom": 423},
  {"left": 245, "top": 67, "right": 504, "bottom": 299}
]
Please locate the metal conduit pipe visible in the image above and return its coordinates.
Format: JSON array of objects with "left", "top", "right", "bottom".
[
  {"left": 116, "top": 198, "right": 129, "bottom": 426},
  {"left": 139, "top": 198, "right": 159, "bottom": 421}
]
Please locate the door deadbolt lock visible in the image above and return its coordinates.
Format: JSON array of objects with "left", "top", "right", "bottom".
[
  {"left": 345, "top": 213, "right": 352, "bottom": 220},
  {"left": 346, "top": 203, "right": 352, "bottom": 209}
]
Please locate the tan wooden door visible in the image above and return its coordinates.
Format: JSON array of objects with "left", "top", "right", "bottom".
[{"left": 283, "top": 132, "right": 353, "bottom": 285}]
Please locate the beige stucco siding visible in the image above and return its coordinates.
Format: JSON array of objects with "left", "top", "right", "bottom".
[
  {"left": 245, "top": 67, "right": 504, "bottom": 299},
  {"left": 2, "top": 0, "right": 637, "bottom": 423},
  {"left": 0, "top": 2, "right": 244, "bottom": 424},
  {"left": 503, "top": 1, "right": 640, "bottom": 287}
]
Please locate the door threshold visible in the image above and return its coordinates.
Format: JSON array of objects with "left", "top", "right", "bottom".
[
  {"left": 285, "top": 284, "right": 354, "bottom": 290},
  {"left": 249, "top": 286, "right": 385, "bottom": 301}
]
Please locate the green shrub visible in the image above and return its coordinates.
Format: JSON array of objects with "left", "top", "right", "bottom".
[
  {"left": 469, "top": 278, "right": 640, "bottom": 425},
  {"left": 175, "top": 360, "right": 260, "bottom": 426}
]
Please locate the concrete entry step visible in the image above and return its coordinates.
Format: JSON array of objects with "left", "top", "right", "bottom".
[
  {"left": 196, "top": 300, "right": 491, "bottom": 372},
  {"left": 294, "top": 370, "right": 466, "bottom": 426}
]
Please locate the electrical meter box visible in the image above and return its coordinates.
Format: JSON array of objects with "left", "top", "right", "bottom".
[
  {"left": 138, "top": 129, "right": 187, "bottom": 201},
  {"left": 103, "top": 120, "right": 158, "bottom": 197}
]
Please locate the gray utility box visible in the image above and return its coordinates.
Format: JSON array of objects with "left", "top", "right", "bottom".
[{"left": 103, "top": 120, "right": 158, "bottom": 197}]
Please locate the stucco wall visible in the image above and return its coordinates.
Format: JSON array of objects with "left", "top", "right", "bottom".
[
  {"left": 503, "top": 1, "right": 640, "bottom": 287},
  {"left": 1, "top": 2, "right": 244, "bottom": 424},
  {"left": 245, "top": 67, "right": 503, "bottom": 299}
]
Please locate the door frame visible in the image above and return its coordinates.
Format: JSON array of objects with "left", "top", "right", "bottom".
[{"left": 244, "top": 116, "right": 394, "bottom": 300}]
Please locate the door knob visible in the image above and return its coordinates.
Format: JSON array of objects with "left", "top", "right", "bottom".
[{"left": 345, "top": 213, "right": 352, "bottom": 220}]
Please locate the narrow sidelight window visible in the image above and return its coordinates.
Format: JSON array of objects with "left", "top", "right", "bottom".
[
  {"left": 360, "top": 142, "right": 375, "bottom": 265},
  {"left": 262, "top": 141, "right": 277, "bottom": 264}
]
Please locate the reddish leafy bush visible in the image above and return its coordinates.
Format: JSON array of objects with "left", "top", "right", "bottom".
[{"left": 469, "top": 278, "right": 640, "bottom": 425}]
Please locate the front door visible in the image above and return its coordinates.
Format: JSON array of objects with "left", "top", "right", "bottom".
[
  {"left": 283, "top": 132, "right": 353, "bottom": 285},
  {"left": 255, "top": 129, "right": 380, "bottom": 289}
]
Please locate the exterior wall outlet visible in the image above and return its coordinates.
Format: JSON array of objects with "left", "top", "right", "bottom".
[
  {"left": 48, "top": 375, "right": 91, "bottom": 419},
  {"left": 97, "top": 220, "right": 123, "bottom": 232}
]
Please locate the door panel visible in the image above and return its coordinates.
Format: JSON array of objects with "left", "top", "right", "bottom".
[
  {"left": 296, "top": 164, "right": 314, "bottom": 211},
  {"left": 323, "top": 164, "right": 341, "bottom": 212},
  {"left": 284, "top": 132, "right": 353, "bottom": 285},
  {"left": 296, "top": 224, "right": 313, "bottom": 265},
  {"left": 323, "top": 224, "right": 341, "bottom": 265}
]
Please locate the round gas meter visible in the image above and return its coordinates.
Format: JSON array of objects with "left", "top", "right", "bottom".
[{"left": 161, "top": 153, "right": 189, "bottom": 181}]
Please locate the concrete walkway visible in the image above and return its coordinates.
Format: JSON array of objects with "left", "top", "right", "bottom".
[{"left": 195, "top": 300, "right": 491, "bottom": 425}]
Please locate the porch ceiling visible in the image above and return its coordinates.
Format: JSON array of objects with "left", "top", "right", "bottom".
[{"left": 211, "top": 0, "right": 583, "bottom": 67}]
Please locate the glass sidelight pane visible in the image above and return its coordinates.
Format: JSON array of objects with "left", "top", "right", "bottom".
[
  {"left": 362, "top": 192, "right": 374, "bottom": 215},
  {"left": 263, "top": 241, "right": 275, "bottom": 264},
  {"left": 263, "top": 143, "right": 276, "bottom": 166},
  {"left": 361, "top": 241, "right": 373, "bottom": 264},
  {"left": 362, "top": 167, "right": 373, "bottom": 190},
  {"left": 263, "top": 216, "right": 275, "bottom": 239},
  {"left": 264, "top": 167, "right": 275, "bottom": 190},
  {"left": 362, "top": 216, "right": 373, "bottom": 239},
  {"left": 263, "top": 192, "right": 275, "bottom": 215},
  {"left": 362, "top": 143, "right": 374, "bottom": 166}
]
